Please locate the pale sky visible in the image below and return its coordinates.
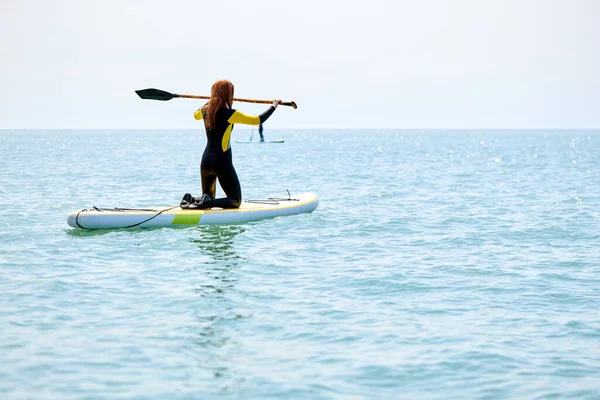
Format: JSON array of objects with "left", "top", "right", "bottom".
[{"left": 1, "top": 0, "right": 599, "bottom": 129}]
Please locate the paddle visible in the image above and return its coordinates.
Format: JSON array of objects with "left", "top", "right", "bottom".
[{"left": 135, "top": 88, "right": 298, "bottom": 109}]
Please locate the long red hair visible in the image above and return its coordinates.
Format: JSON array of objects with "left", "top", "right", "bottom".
[{"left": 205, "top": 80, "right": 234, "bottom": 129}]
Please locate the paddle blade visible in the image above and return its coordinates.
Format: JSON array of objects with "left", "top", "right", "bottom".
[{"left": 135, "top": 88, "right": 177, "bottom": 101}]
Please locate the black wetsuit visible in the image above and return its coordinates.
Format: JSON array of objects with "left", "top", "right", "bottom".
[{"left": 194, "top": 105, "right": 275, "bottom": 208}]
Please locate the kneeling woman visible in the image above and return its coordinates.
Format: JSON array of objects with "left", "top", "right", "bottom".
[{"left": 182, "top": 79, "right": 280, "bottom": 209}]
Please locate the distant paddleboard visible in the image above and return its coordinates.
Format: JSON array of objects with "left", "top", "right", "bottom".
[
  {"left": 67, "top": 192, "right": 318, "bottom": 229},
  {"left": 235, "top": 139, "right": 284, "bottom": 144}
]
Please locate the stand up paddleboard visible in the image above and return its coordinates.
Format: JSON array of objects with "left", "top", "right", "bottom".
[
  {"left": 235, "top": 139, "right": 284, "bottom": 144},
  {"left": 235, "top": 124, "right": 283, "bottom": 143},
  {"left": 67, "top": 192, "right": 318, "bottom": 229}
]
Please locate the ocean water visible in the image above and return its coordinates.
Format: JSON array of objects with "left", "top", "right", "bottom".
[{"left": 1, "top": 129, "right": 599, "bottom": 399}]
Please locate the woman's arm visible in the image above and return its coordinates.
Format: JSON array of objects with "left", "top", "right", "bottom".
[
  {"left": 194, "top": 107, "right": 204, "bottom": 120},
  {"left": 228, "top": 100, "right": 281, "bottom": 125}
]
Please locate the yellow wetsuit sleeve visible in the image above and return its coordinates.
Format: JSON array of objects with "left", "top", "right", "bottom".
[
  {"left": 228, "top": 110, "right": 260, "bottom": 126},
  {"left": 194, "top": 108, "right": 203, "bottom": 120}
]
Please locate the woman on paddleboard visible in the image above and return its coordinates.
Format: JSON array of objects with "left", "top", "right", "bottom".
[{"left": 181, "top": 79, "right": 280, "bottom": 209}]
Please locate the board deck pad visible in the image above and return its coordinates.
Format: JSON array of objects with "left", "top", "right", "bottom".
[{"left": 67, "top": 192, "right": 318, "bottom": 229}]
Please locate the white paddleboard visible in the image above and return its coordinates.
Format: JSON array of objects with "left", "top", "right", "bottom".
[
  {"left": 67, "top": 192, "right": 318, "bottom": 229},
  {"left": 235, "top": 140, "right": 284, "bottom": 143}
]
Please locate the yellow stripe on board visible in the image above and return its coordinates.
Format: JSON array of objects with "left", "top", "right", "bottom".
[{"left": 172, "top": 213, "right": 202, "bottom": 225}]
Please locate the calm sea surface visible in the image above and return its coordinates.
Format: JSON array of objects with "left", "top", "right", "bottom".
[{"left": 1, "top": 129, "right": 599, "bottom": 399}]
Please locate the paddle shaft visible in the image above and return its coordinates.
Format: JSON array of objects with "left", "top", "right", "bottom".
[
  {"left": 135, "top": 88, "right": 297, "bottom": 109},
  {"left": 176, "top": 94, "right": 296, "bottom": 108}
]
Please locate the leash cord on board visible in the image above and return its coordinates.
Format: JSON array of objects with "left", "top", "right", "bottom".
[{"left": 75, "top": 206, "right": 179, "bottom": 229}]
